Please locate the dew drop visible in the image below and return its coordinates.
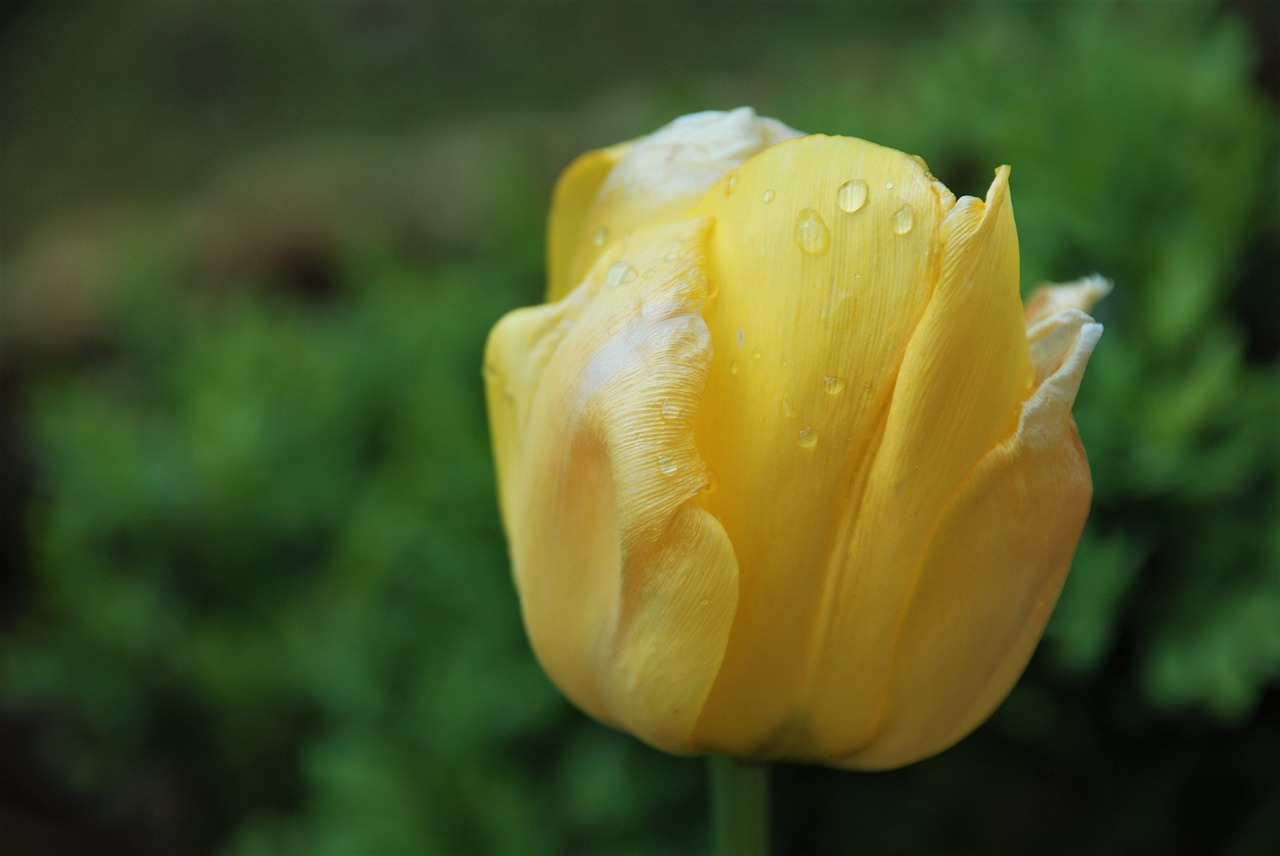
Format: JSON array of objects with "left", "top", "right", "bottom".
[
  {"left": 762, "top": 189, "right": 776, "bottom": 203},
  {"left": 661, "top": 400, "right": 681, "bottom": 421},
  {"left": 730, "top": 360, "right": 740, "bottom": 375},
  {"left": 885, "top": 180, "right": 895, "bottom": 190},
  {"left": 606, "top": 260, "right": 638, "bottom": 287},
  {"left": 892, "top": 204, "right": 915, "bottom": 235},
  {"left": 594, "top": 226, "right": 609, "bottom": 247},
  {"left": 781, "top": 398, "right": 796, "bottom": 418},
  {"left": 752, "top": 346, "right": 762, "bottom": 361},
  {"left": 797, "top": 427, "right": 818, "bottom": 449},
  {"left": 823, "top": 376, "right": 846, "bottom": 395},
  {"left": 794, "top": 208, "right": 831, "bottom": 255},
  {"left": 836, "top": 179, "right": 868, "bottom": 213},
  {"left": 658, "top": 454, "right": 679, "bottom": 475},
  {"left": 698, "top": 597, "right": 710, "bottom": 607},
  {"left": 737, "top": 328, "right": 744, "bottom": 347}
]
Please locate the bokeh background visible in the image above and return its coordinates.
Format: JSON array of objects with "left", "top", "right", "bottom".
[{"left": 2, "top": 1, "right": 1278, "bottom": 854}]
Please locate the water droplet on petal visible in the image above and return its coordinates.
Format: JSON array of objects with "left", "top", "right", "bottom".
[
  {"left": 823, "top": 376, "right": 846, "bottom": 395},
  {"left": 661, "top": 400, "right": 681, "bottom": 421},
  {"left": 752, "top": 346, "right": 762, "bottom": 361},
  {"left": 730, "top": 360, "right": 740, "bottom": 375},
  {"left": 698, "top": 597, "right": 710, "bottom": 607},
  {"left": 836, "top": 179, "right": 868, "bottom": 213},
  {"left": 607, "top": 260, "right": 637, "bottom": 287},
  {"left": 762, "top": 189, "right": 775, "bottom": 203},
  {"left": 885, "top": 180, "right": 895, "bottom": 190},
  {"left": 737, "top": 328, "right": 744, "bottom": 347},
  {"left": 594, "top": 227, "right": 609, "bottom": 247},
  {"left": 795, "top": 208, "right": 831, "bottom": 255},
  {"left": 892, "top": 204, "right": 915, "bottom": 235},
  {"left": 797, "top": 427, "right": 818, "bottom": 449},
  {"left": 658, "top": 454, "right": 679, "bottom": 475}
]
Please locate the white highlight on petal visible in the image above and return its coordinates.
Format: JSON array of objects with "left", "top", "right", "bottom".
[{"left": 598, "top": 108, "right": 803, "bottom": 222}]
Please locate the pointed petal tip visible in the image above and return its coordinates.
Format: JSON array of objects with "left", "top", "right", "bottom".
[{"left": 985, "top": 165, "right": 1011, "bottom": 215}]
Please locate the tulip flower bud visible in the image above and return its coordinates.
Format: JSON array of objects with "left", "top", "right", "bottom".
[{"left": 484, "top": 108, "right": 1105, "bottom": 770}]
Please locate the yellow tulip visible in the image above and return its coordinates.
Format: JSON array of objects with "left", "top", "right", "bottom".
[{"left": 484, "top": 109, "right": 1106, "bottom": 770}]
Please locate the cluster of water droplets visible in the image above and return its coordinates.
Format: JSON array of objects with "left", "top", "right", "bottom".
[{"left": 789, "top": 175, "right": 915, "bottom": 257}]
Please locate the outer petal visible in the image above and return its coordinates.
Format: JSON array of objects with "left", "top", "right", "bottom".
[
  {"left": 485, "top": 217, "right": 739, "bottom": 753},
  {"left": 683, "top": 135, "right": 953, "bottom": 755},
  {"left": 838, "top": 308, "right": 1102, "bottom": 769},
  {"left": 802, "top": 167, "right": 1034, "bottom": 759},
  {"left": 550, "top": 109, "right": 802, "bottom": 302}
]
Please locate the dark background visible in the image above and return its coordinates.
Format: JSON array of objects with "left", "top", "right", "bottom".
[{"left": 2, "top": 1, "right": 1278, "bottom": 854}]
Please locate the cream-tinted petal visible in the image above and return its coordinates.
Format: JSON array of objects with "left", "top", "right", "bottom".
[
  {"left": 486, "top": 217, "right": 739, "bottom": 752},
  {"left": 836, "top": 311, "right": 1101, "bottom": 770},
  {"left": 564, "top": 109, "right": 802, "bottom": 302},
  {"left": 1024, "top": 275, "right": 1112, "bottom": 328},
  {"left": 684, "top": 135, "right": 949, "bottom": 755},
  {"left": 802, "top": 167, "right": 1033, "bottom": 757}
]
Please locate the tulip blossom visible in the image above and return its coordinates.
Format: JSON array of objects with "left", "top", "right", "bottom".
[{"left": 484, "top": 108, "right": 1106, "bottom": 770}]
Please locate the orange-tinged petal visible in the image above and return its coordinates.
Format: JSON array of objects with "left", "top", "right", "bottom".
[
  {"left": 485, "top": 217, "right": 740, "bottom": 753},
  {"left": 838, "top": 309, "right": 1102, "bottom": 769},
  {"left": 684, "top": 135, "right": 951, "bottom": 755},
  {"left": 802, "top": 167, "right": 1032, "bottom": 759}
]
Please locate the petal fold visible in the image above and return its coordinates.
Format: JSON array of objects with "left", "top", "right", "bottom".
[
  {"left": 485, "top": 217, "right": 739, "bottom": 752},
  {"left": 803, "top": 166, "right": 1033, "bottom": 757},
  {"left": 837, "top": 309, "right": 1101, "bottom": 769},
  {"left": 685, "top": 135, "right": 950, "bottom": 755}
]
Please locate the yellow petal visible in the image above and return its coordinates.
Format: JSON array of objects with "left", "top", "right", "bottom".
[
  {"left": 552, "top": 109, "right": 802, "bottom": 303},
  {"left": 485, "top": 217, "right": 739, "bottom": 753},
  {"left": 546, "top": 144, "right": 628, "bottom": 303},
  {"left": 801, "top": 166, "right": 1034, "bottom": 759},
  {"left": 683, "top": 135, "right": 953, "bottom": 755},
  {"left": 837, "top": 309, "right": 1102, "bottom": 769}
]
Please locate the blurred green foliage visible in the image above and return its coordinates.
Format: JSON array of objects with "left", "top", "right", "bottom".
[{"left": 1, "top": 1, "right": 1277, "bottom": 854}]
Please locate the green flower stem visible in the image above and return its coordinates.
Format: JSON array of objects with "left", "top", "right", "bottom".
[{"left": 710, "top": 755, "right": 770, "bottom": 856}]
